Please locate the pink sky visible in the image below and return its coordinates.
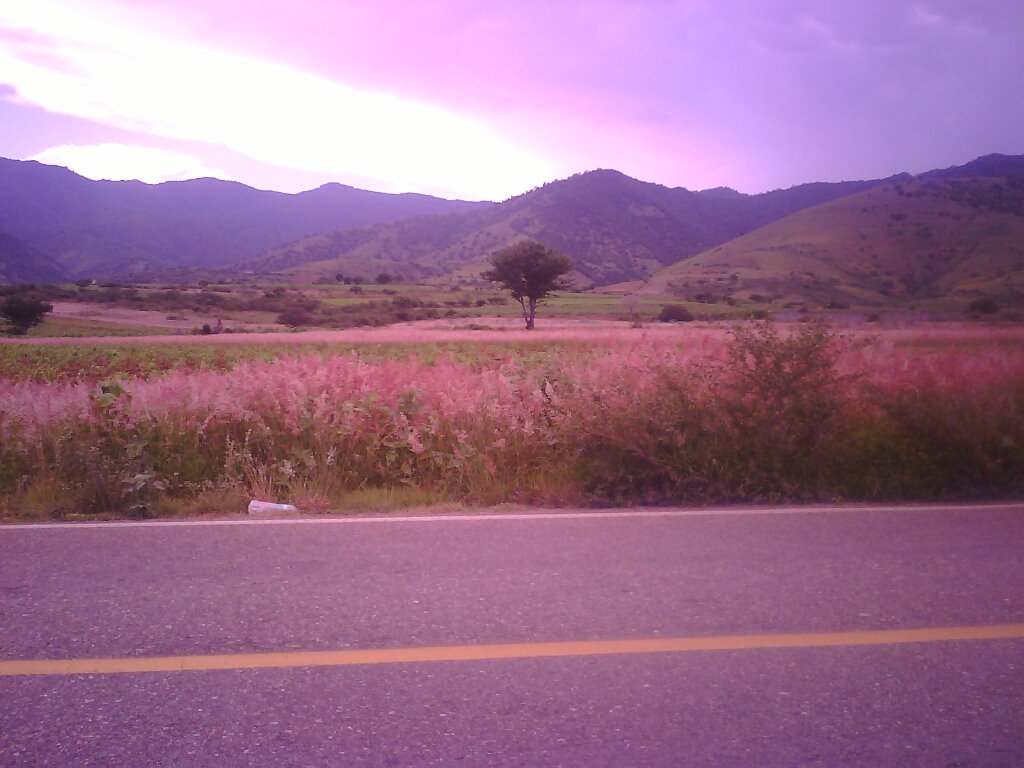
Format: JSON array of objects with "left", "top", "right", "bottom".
[{"left": 1, "top": 0, "right": 1021, "bottom": 200}]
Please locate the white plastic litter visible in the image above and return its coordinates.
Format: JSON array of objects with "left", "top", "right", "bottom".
[{"left": 248, "top": 500, "right": 299, "bottom": 516}]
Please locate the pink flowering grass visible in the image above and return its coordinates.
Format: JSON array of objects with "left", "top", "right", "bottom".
[{"left": 2, "top": 323, "right": 1023, "bottom": 518}]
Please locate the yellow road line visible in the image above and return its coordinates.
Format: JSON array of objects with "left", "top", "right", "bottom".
[{"left": 3, "top": 624, "right": 1023, "bottom": 677}]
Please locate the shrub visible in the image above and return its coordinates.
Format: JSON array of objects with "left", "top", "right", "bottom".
[
  {"left": 718, "top": 321, "right": 848, "bottom": 497},
  {"left": 968, "top": 297, "right": 999, "bottom": 315},
  {"left": 1, "top": 296, "right": 54, "bottom": 335},
  {"left": 658, "top": 305, "right": 694, "bottom": 323},
  {"left": 277, "top": 308, "right": 315, "bottom": 327},
  {"left": 573, "top": 321, "right": 852, "bottom": 501}
]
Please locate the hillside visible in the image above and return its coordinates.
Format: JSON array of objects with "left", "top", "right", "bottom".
[
  {"left": 251, "top": 170, "right": 891, "bottom": 287},
  {"left": 4, "top": 152, "right": 1022, "bottom": 297},
  {"left": 0, "top": 158, "right": 488, "bottom": 281},
  {"left": 921, "top": 153, "right": 1024, "bottom": 180},
  {"left": 637, "top": 175, "right": 1024, "bottom": 308},
  {"left": 0, "top": 230, "right": 68, "bottom": 285}
]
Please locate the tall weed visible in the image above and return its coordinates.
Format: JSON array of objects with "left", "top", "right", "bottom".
[{"left": 2, "top": 325, "right": 1022, "bottom": 518}]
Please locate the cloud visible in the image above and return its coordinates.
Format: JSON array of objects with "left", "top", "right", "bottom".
[
  {"left": 907, "top": 4, "right": 988, "bottom": 40},
  {"left": 792, "top": 14, "right": 868, "bottom": 56},
  {"left": 28, "top": 143, "right": 232, "bottom": 184},
  {"left": 0, "top": 0, "right": 553, "bottom": 199},
  {"left": 909, "top": 5, "right": 944, "bottom": 27}
]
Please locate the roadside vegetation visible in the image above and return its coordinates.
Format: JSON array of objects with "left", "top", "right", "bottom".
[
  {"left": 0, "top": 278, "right": 827, "bottom": 339},
  {"left": 1, "top": 321, "right": 1021, "bottom": 521}
]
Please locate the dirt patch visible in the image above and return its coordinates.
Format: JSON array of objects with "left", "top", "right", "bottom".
[
  {"left": 0, "top": 319, "right": 725, "bottom": 346},
  {"left": 48, "top": 302, "right": 280, "bottom": 332},
  {"left": 6, "top": 314, "right": 1019, "bottom": 348}
]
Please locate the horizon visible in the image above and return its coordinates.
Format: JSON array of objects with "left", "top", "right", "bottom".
[
  {"left": 1, "top": 2, "right": 1022, "bottom": 200},
  {"left": 9, "top": 151, "right": 1012, "bottom": 204}
]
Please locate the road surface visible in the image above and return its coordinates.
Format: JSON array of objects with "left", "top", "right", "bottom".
[{"left": 2, "top": 504, "right": 1022, "bottom": 766}]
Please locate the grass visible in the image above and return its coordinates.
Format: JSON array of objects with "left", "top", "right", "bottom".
[
  {"left": 328, "top": 487, "right": 463, "bottom": 514},
  {"left": 0, "top": 339, "right": 601, "bottom": 383},
  {"left": 7, "top": 279, "right": 743, "bottom": 339},
  {"left": 0, "top": 343, "right": 284, "bottom": 383},
  {"left": 2, "top": 321, "right": 1022, "bottom": 521},
  {"left": 26, "top": 315, "right": 166, "bottom": 338}
]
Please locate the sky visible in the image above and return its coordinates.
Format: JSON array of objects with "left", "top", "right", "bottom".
[{"left": 0, "top": 0, "right": 1021, "bottom": 201}]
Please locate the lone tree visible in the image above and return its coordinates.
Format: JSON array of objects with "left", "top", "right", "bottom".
[
  {"left": 0, "top": 295, "right": 53, "bottom": 335},
  {"left": 483, "top": 240, "right": 573, "bottom": 330}
]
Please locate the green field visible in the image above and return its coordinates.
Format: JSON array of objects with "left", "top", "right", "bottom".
[
  {"left": 3, "top": 279, "right": 754, "bottom": 338},
  {"left": 27, "top": 315, "right": 171, "bottom": 338},
  {"left": 0, "top": 337, "right": 603, "bottom": 383}
]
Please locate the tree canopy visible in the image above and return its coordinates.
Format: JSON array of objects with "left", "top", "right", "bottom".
[
  {"left": 0, "top": 294, "right": 53, "bottom": 335},
  {"left": 482, "top": 240, "right": 573, "bottom": 329}
]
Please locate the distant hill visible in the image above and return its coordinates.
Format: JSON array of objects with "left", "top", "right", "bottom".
[
  {"left": 4, "top": 152, "right": 1022, "bottom": 301},
  {"left": 636, "top": 174, "right": 1024, "bottom": 308},
  {"left": 0, "top": 230, "right": 68, "bottom": 285},
  {"left": 920, "top": 153, "right": 1024, "bottom": 180},
  {"left": 0, "top": 158, "right": 488, "bottom": 281},
  {"left": 250, "top": 169, "right": 894, "bottom": 286}
]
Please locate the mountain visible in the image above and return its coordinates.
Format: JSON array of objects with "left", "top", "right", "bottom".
[
  {"left": 0, "top": 230, "right": 69, "bottom": 285},
  {"left": 4, "top": 152, "right": 1021, "bottom": 298},
  {"left": 0, "top": 158, "right": 489, "bottom": 280},
  {"left": 920, "top": 153, "right": 1024, "bottom": 180},
  {"left": 636, "top": 174, "right": 1024, "bottom": 308},
  {"left": 250, "top": 169, "right": 895, "bottom": 286}
]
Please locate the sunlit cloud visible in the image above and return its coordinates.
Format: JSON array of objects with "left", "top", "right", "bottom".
[
  {"left": 28, "top": 142, "right": 232, "bottom": 184},
  {"left": 0, "top": 0, "right": 553, "bottom": 199}
]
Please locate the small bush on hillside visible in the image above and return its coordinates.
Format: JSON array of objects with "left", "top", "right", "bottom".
[
  {"left": 658, "top": 304, "right": 694, "bottom": 322},
  {"left": 277, "top": 308, "right": 315, "bottom": 327},
  {"left": 968, "top": 297, "right": 999, "bottom": 315}
]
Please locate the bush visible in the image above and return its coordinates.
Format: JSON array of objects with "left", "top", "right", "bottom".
[
  {"left": 658, "top": 304, "right": 694, "bottom": 323},
  {"left": 1, "top": 295, "right": 54, "bottom": 335},
  {"left": 718, "top": 321, "right": 848, "bottom": 496},
  {"left": 968, "top": 297, "right": 999, "bottom": 315},
  {"left": 277, "top": 308, "right": 315, "bottom": 327},
  {"left": 573, "top": 321, "right": 850, "bottom": 501}
]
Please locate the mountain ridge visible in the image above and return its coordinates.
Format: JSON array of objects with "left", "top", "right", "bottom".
[
  {"left": 634, "top": 173, "right": 1024, "bottom": 308},
  {"left": 2, "top": 153, "right": 1023, "bottom": 298},
  {"left": 0, "top": 229, "right": 69, "bottom": 285},
  {"left": 0, "top": 158, "right": 489, "bottom": 282},
  {"left": 252, "top": 167, "right": 912, "bottom": 287}
]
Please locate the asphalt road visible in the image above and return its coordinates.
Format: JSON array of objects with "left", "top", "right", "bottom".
[{"left": 1, "top": 504, "right": 1022, "bottom": 767}]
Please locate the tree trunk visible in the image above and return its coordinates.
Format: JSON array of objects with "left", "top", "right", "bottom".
[
  {"left": 517, "top": 297, "right": 530, "bottom": 329},
  {"left": 526, "top": 297, "right": 537, "bottom": 330}
]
